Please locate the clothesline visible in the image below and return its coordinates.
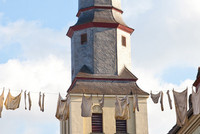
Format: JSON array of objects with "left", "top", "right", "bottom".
[
  {"left": 0, "top": 87, "right": 67, "bottom": 96},
  {"left": 151, "top": 86, "right": 193, "bottom": 93}
]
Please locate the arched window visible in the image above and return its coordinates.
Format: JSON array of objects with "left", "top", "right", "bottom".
[{"left": 92, "top": 105, "right": 103, "bottom": 133}]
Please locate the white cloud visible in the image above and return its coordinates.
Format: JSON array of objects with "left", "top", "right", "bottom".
[
  {"left": 0, "top": 19, "right": 70, "bottom": 61},
  {"left": 0, "top": 0, "right": 199, "bottom": 133},
  {"left": 134, "top": 67, "right": 194, "bottom": 134},
  {"left": 0, "top": 56, "right": 70, "bottom": 134},
  {"left": 121, "top": 0, "right": 200, "bottom": 74},
  {"left": 124, "top": 1, "right": 200, "bottom": 132},
  {"left": 122, "top": 0, "right": 153, "bottom": 19},
  {"left": 0, "top": 12, "right": 71, "bottom": 134},
  {"left": 0, "top": 56, "right": 71, "bottom": 92}
]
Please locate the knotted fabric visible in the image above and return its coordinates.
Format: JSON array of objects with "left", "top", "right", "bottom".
[
  {"left": 150, "top": 92, "right": 160, "bottom": 104},
  {"left": 4, "top": 90, "right": 22, "bottom": 110},
  {"left": 55, "top": 94, "right": 70, "bottom": 121},
  {"left": 115, "top": 95, "right": 130, "bottom": 120}
]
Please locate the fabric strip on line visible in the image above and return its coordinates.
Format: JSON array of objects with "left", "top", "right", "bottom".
[{"left": 0, "top": 89, "right": 4, "bottom": 118}]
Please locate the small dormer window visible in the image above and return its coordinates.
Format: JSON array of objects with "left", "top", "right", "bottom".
[
  {"left": 122, "top": 36, "right": 126, "bottom": 47},
  {"left": 81, "top": 33, "right": 87, "bottom": 44}
]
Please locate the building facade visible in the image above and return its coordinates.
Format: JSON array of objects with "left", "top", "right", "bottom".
[{"left": 62, "top": 0, "right": 149, "bottom": 133}]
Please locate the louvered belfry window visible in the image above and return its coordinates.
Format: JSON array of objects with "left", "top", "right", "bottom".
[
  {"left": 92, "top": 113, "right": 103, "bottom": 133},
  {"left": 116, "top": 120, "right": 127, "bottom": 133},
  {"left": 81, "top": 33, "right": 87, "bottom": 44}
]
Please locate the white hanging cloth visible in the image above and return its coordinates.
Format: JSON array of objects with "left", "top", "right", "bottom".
[
  {"left": 150, "top": 91, "right": 160, "bottom": 104},
  {"left": 173, "top": 88, "right": 188, "bottom": 127},
  {"left": 115, "top": 95, "right": 130, "bottom": 120},
  {"left": 81, "top": 94, "right": 93, "bottom": 117},
  {"left": 55, "top": 94, "right": 70, "bottom": 121},
  {"left": 4, "top": 90, "right": 22, "bottom": 110}
]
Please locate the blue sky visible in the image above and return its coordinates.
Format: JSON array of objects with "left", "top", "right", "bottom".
[{"left": 0, "top": 0, "right": 200, "bottom": 134}]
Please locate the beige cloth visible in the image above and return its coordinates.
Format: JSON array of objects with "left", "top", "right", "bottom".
[
  {"left": 41, "top": 93, "right": 45, "bottom": 112},
  {"left": 39, "top": 92, "right": 41, "bottom": 110},
  {"left": 0, "top": 89, "right": 4, "bottom": 118},
  {"left": 39, "top": 92, "right": 45, "bottom": 112},
  {"left": 192, "top": 88, "right": 200, "bottom": 115},
  {"left": 173, "top": 89, "right": 188, "bottom": 127},
  {"left": 151, "top": 91, "right": 160, "bottom": 104},
  {"left": 24, "top": 90, "right": 27, "bottom": 110},
  {"left": 115, "top": 95, "right": 130, "bottom": 120},
  {"left": 133, "top": 94, "right": 139, "bottom": 112},
  {"left": 160, "top": 91, "right": 164, "bottom": 111},
  {"left": 4, "top": 90, "right": 22, "bottom": 110},
  {"left": 28, "top": 92, "right": 32, "bottom": 110},
  {"left": 81, "top": 95, "right": 93, "bottom": 117},
  {"left": 55, "top": 94, "right": 70, "bottom": 121},
  {"left": 167, "top": 90, "right": 173, "bottom": 109},
  {"left": 98, "top": 95, "right": 104, "bottom": 108}
]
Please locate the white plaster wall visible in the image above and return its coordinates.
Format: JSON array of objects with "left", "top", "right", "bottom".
[
  {"left": 117, "top": 28, "right": 132, "bottom": 74},
  {"left": 69, "top": 96, "right": 84, "bottom": 134},
  {"left": 135, "top": 96, "right": 149, "bottom": 134},
  {"left": 111, "top": 0, "right": 122, "bottom": 10}
]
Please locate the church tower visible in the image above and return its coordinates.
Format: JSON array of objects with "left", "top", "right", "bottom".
[{"left": 62, "top": 0, "right": 149, "bottom": 133}]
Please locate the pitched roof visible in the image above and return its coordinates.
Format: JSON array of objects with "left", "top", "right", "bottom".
[
  {"left": 76, "top": 66, "right": 138, "bottom": 81},
  {"left": 75, "top": 8, "right": 127, "bottom": 27},
  {"left": 68, "top": 66, "right": 148, "bottom": 95},
  {"left": 68, "top": 80, "right": 148, "bottom": 95}
]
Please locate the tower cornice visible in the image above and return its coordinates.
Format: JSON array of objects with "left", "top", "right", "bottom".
[{"left": 67, "top": 22, "right": 134, "bottom": 38}]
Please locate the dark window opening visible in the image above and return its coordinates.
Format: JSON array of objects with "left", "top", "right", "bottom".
[
  {"left": 122, "top": 36, "right": 126, "bottom": 47},
  {"left": 116, "top": 120, "right": 127, "bottom": 133},
  {"left": 81, "top": 33, "right": 87, "bottom": 44},
  {"left": 92, "top": 113, "right": 103, "bottom": 133}
]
